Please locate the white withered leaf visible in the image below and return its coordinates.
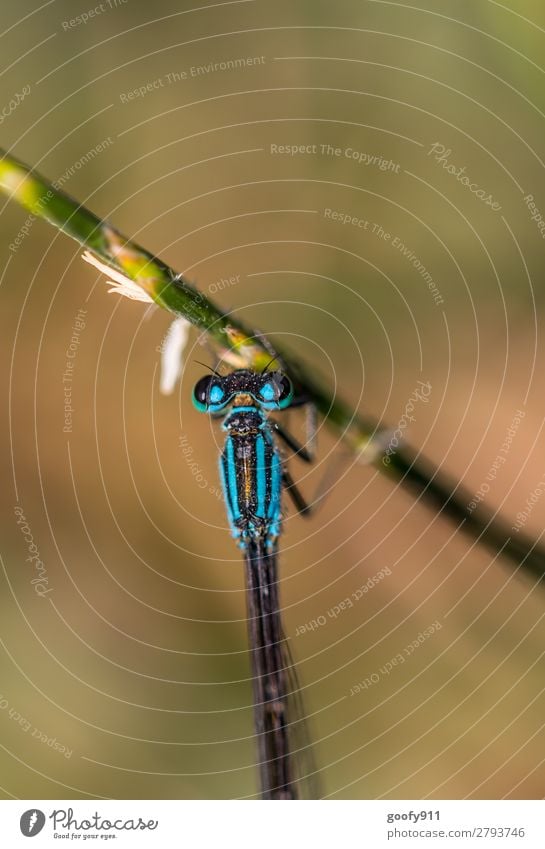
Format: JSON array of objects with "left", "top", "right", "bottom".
[
  {"left": 160, "top": 316, "right": 191, "bottom": 395},
  {"left": 82, "top": 251, "right": 154, "bottom": 303}
]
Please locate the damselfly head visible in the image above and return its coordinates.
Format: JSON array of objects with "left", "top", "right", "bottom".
[{"left": 192, "top": 369, "right": 293, "bottom": 413}]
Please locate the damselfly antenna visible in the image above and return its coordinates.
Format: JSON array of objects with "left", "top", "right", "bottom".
[
  {"left": 193, "top": 360, "right": 222, "bottom": 376},
  {"left": 262, "top": 355, "right": 280, "bottom": 373}
]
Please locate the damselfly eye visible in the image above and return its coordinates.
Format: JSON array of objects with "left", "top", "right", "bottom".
[
  {"left": 259, "top": 372, "right": 293, "bottom": 409},
  {"left": 259, "top": 381, "right": 277, "bottom": 402},
  {"left": 192, "top": 376, "right": 226, "bottom": 411},
  {"left": 275, "top": 373, "right": 293, "bottom": 407},
  {"left": 209, "top": 382, "right": 226, "bottom": 405},
  {"left": 192, "top": 376, "right": 213, "bottom": 411}
]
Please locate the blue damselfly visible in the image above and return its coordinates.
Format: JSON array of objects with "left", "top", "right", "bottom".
[{"left": 192, "top": 367, "right": 318, "bottom": 800}]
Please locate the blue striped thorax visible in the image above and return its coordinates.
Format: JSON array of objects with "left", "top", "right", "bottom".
[{"left": 192, "top": 369, "right": 293, "bottom": 549}]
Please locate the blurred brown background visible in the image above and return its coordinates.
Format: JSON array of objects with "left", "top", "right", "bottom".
[{"left": 1, "top": 0, "right": 545, "bottom": 800}]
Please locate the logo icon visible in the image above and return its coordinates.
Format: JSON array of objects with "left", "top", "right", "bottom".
[{"left": 20, "top": 809, "right": 46, "bottom": 837}]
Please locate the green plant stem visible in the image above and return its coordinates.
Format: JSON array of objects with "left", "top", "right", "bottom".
[{"left": 1, "top": 147, "right": 543, "bottom": 579}]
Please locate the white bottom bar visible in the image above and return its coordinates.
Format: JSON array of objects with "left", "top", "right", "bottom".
[{"left": 1, "top": 800, "right": 543, "bottom": 848}]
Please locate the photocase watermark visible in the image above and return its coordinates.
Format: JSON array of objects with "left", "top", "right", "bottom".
[
  {"left": 61, "top": 0, "right": 128, "bottom": 30},
  {"left": 389, "top": 234, "right": 444, "bottom": 306},
  {"left": 382, "top": 381, "right": 432, "bottom": 465},
  {"left": 13, "top": 506, "right": 52, "bottom": 597},
  {"left": 523, "top": 194, "right": 545, "bottom": 240},
  {"left": 468, "top": 408, "right": 525, "bottom": 513},
  {"left": 20, "top": 809, "right": 46, "bottom": 837},
  {"left": 207, "top": 273, "right": 240, "bottom": 295},
  {"left": 62, "top": 308, "right": 88, "bottom": 434},
  {"left": 0, "top": 84, "right": 31, "bottom": 126},
  {"left": 295, "top": 567, "right": 391, "bottom": 637},
  {"left": 270, "top": 142, "right": 400, "bottom": 172},
  {"left": 50, "top": 808, "right": 158, "bottom": 834},
  {"left": 9, "top": 190, "right": 54, "bottom": 254},
  {"left": 55, "top": 137, "right": 114, "bottom": 189},
  {"left": 179, "top": 433, "right": 223, "bottom": 500},
  {"left": 427, "top": 143, "right": 502, "bottom": 211},
  {"left": 119, "top": 55, "right": 266, "bottom": 103},
  {"left": 349, "top": 620, "right": 442, "bottom": 695},
  {"left": 169, "top": 273, "right": 207, "bottom": 327},
  {"left": 323, "top": 209, "right": 443, "bottom": 305},
  {"left": 155, "top": 273, "right": 240, "bottom": 367},
  {"left": 169, "top": 55, "right": 266, "bottom": 80},
  {"left": 512, "top": 477, "right": 545, "bottom": 534},
  {"left": 9, "top": 137, "right": 114, "bottom": 253},
  {"left": 0, "top": 695, "right": 72, "bottom": 758}
]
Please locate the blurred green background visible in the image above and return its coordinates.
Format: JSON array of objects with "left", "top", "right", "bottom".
[{"left": 1, "top": 0, "right": 545, "bottom": 800}]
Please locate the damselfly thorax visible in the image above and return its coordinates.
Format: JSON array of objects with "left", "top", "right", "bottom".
[
  {"left": 220, "top": 406, "right": 282, "bottom": 550},
  {"left": 193, "top": 369, "right": 293, "bottom": 551}
]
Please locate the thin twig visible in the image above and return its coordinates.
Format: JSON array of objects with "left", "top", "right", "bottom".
[{"left": 1, "top": 147, "right": 543, "bottom": 579}]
